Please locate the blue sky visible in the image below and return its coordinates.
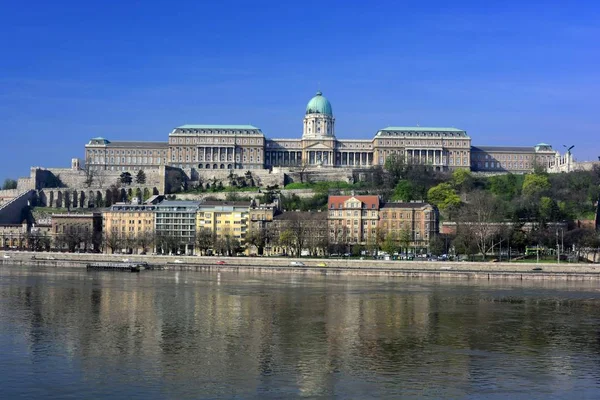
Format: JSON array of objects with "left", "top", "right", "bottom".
[{"left": 1, "top": 0, "right": 599, "bottom": 182}]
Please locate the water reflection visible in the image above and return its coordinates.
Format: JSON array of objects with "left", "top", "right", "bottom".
[{"left": 1, "top": 267, "right": 600, "bottom": 399}]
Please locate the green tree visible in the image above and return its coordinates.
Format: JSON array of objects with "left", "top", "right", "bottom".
[
  {"left": 539, "top": 196, "right": 561, "bottom": 223},
  {"left": 2, "top": 178, "right": 17, "bottom": 190},
  {"left": 427, "top": 183, "right": 461, "bottom": 211},
  {"left": 261, "top": 185, "right": 280, "bottom": 204},
  {"left": 399, "top": 226, "right": 411, "bottom": 253},
  {"left": 246, "top": 227, "right": 267, "bottom": 255},
  {"left": 522, "top": 174, "right": 551, "bottom": 197},
  {"left": 384, "top": 153, "right": 408, "bottom": 183},
  {"left": 452, "top": 169, "right": 473, "bottom": 192},
  {"left": 489, "top": 173, "right": 521, "bottom": 201},
  {"left": 391, "top": 179, "right": 414, "bottom": 201},
  {"left": 428, "top": 235, "right": 446, "bottom": 256},
  {"left": 381, "top": 231, "right": 398, "bottom": 255},
  {"left": 195, "top": 228, "right": 213, "bottom": 255},
  {"left": 119, "top": 172, "right": 133, "bottom": 185},
  {"left": 135, "top": 170, "right": 146, "bottom": 184}
]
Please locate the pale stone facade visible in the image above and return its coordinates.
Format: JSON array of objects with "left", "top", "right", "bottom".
[{"left": 82, "top": 91, "right": 559, "bottom": 175}]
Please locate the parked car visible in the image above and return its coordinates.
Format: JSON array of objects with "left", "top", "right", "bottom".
[
  {"left": 317, "top": 262, "right": 327, "bottom": 267},
  {"left": 173, "top": 259, "right": 184, "bottom": 264},
  {"left": 216, "top": 260, "right": 226, "bottom": 265},
  {"left": 290, "top": 261, "right": 305, "bottom": 266}
]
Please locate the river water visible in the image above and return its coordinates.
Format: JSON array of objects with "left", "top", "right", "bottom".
[{"left": 1, "top": 266, "right": 600, "bottom": 399}]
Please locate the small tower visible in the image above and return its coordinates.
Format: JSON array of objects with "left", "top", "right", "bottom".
[{"left": 71, "top": 158, "right": 81, "bottom": 170}]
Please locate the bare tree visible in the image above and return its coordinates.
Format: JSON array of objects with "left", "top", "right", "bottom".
[
  {"left": 103, "top": 228, "right": 123, "bottom": 254},
  {"left": 83, "top": 164, "right": 95, "bottom": 188},
  {"left": 458, "top": 191, "right": 502, "bottom": 260}
]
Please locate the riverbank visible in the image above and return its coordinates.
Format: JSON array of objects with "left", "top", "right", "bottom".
[{"left": 2, "top": 250, "right": 600, "bottom": 280}]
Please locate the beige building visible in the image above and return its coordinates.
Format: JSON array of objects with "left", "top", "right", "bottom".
[
  {"left": 83, "top": 91, "right": 558, "bottom": 175},
  {"left": 379, "top": 202, "right": 438, "bottom": 249},
  {"left": 85, "top": 138, "right": 168, "bottom": 172},
  {"left": 327, "top": 195, "right": 380, "bottom": 244},
  {"left": 51, "top": 213, "right": 103, "bottom": 251},
  {"left": 327, "top": 195, "right": 439, "bottom": 251},
  {"left": 102, "top": 203, "right": 157, "bottom": 253},
  {"left": 470, "top": 143, "right": 557, "bottom": 173}
]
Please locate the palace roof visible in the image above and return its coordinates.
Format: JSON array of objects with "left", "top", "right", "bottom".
[
  {"left": 172, "top": 125, "right": 263, "bottom": 135},
  {"left": 377, "top": 127, "right": 468, "bottom": 137}
]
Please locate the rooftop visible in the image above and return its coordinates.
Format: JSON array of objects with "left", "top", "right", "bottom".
[
  {"left": 382, "top": 127, "right": 464, "bottom": 132},
  {"left": 156, "top": 200, "right": 201, "bottom": 208},
  {"left": 381, "top": 202, "right": 432, "bottom": 209},
  {"left": 471, "top": 146, "right": 537, "bottom": 153},
  {"left": 198, "top": 201, "right": 250, "bottom": 211},
  {"left": 86, "top": 140, "right": 168, "bottom": 148},
  {"left": 172, "top": 125, "right": 263, "bottom": 135},
  {"left": 377, "top": 127, "right": 468, "bottom": 137},
  {"left": 328, "top": 195, "right": 380, "bottom": 210}
]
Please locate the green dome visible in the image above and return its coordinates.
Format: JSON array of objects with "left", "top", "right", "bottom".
[{"left": 305, "top": 91, "right": 333, "bottom": 116}]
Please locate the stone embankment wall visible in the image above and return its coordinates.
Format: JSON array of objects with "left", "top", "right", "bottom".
[
  {"left": 2, "top": 251, "right": 599, "bottom": 280},
  {"left": 175, "top": 188, "right": 317, "bottom": 201}
]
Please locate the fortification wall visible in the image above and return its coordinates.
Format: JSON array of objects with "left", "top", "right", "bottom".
[
  {"left": 0, "top": 189, "right": 21, "bottom": 205},
  {"left": 175, "top": 188, "right": 317, "bottom": 201},
  {"left": 0, "top": 190, "right": 34, "bottom": 224},
  {"left": 30, "top": 167, "right": 165, "bottom": 190},
  {"left": 283, "top": 167, "right": 355, "bottom": 184},
  {"left": 185, "top": 168, "right": 286, "bottom": 189}
]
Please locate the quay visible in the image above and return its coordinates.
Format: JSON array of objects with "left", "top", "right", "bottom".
[{"left": 2, "top": 251, "right": 600, "bottom": 281}]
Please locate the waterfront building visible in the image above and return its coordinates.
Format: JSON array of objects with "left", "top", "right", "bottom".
[
  {"left": 51, "top": 213, "right": 103, "bottom": 252},
  {"left": 196, "top": 201, "right": 250, "bottom": 243},
  {"left": 154, "top": 201, "right": 200, "bottom": 255},
  {"left": 0, "top": 222, "right": 28, "bottom": 249},
  {"left": 379, "top": 202, "right": 438, "bottom": 249},
  {"left": 327, "top": 195, "right": 381, "bottom": 244},
  {"left": 102, "top": 203, "right": 157, "bottom": 253},
  {"left": 84, "top": 91, "right": 558, "bottom": 175},
  {"left": 327, "top": 195, "right": 439, "bottom": 250}
]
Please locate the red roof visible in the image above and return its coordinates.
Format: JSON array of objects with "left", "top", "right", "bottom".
[{"left": 328, "top": 195, "right": 380, "bottom": 210}]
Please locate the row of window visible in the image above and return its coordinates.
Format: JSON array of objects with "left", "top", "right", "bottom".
[
  {"left": 170, "top": 137, "right": 262, "bottom": 145},
  {"left": 378, "top": 140, "right": 469, "bottom": 147}
]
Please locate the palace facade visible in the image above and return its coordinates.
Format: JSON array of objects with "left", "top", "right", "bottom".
[{"left": 85, "top": 91, "right": 558, "bottom": 174}]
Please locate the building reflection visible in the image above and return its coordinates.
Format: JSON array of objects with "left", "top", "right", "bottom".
[{"left": 2, "top": 269, "right": 600, "bottom": 397}]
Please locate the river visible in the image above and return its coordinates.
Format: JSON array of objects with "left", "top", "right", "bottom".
[{"left": 1, "top": 265, "right": 599, "bottom": 399}]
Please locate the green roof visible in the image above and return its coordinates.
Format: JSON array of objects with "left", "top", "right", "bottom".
[
  {"left": 176, "top": 124, "right": 261, "bottom": 130},
  {"left": 306, "top": 91, "right": 333, "bottom": 116},
  {"left": 381, "top": 127, "right": 464, "bottom": 132}
]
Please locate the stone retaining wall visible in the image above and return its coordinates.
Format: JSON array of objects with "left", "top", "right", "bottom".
[{"left": 1, "top": 251, "right": 599, "bottom": 280}]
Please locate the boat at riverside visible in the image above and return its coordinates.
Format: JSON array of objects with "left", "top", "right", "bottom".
[{"left": 86, "top": 261, "right": 150, "bottom": 272}]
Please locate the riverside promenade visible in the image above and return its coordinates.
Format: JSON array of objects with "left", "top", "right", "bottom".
[{"left": 2, "top": 250, "right": 600, "bottom": 281}]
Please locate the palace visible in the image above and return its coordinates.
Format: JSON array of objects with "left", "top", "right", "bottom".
[{"left": 85, "top": 91, "right": 558, "bottom": 175}]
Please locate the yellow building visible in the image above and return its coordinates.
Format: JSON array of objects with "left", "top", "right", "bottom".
[
  {"left": 196, "top": 201, "right": 249, "bottom": 244},
  {"left": 102, "top": 203, "right": 157, "bottom": 253}
]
